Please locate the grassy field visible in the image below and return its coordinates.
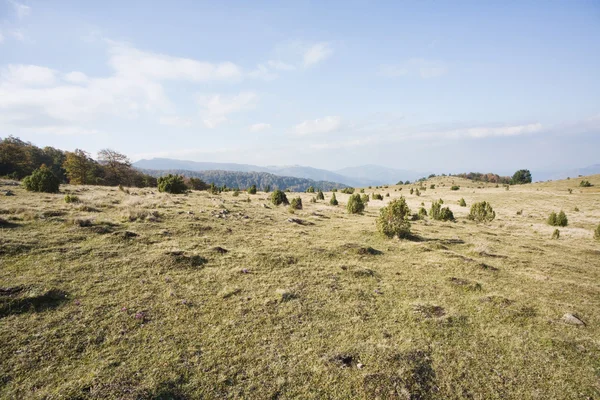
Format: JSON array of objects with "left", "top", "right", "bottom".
[{"left": 1, "top": 175, "right": 599, "bottom": 399}]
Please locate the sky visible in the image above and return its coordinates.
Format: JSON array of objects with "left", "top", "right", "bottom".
[{"left": 0, "top": 0, "right": 599, "bottom": 175}]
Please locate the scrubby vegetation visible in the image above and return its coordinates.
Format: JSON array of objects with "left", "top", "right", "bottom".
[
  {"left": 346, "top": 194, "right": 365, "bottom": 214},
  {"left": 430, "top": 200, "right": 455, "bottom": 221},
  {"left": 157, "top": 174, "right": 188, "bottom": 194},
  {"left": 290, "top": 197, "right": 303, "bottom": 210},
  {"left": 371, "top": 193, "right": 383, "bottom": 200},
  {"left": 595, "top": 223, "right": 600, "bottom": 240},
  {"left": 271, "top": 189, "right": 289, "bottom": 206},
  {"left": 580, "top": 180, "right": 592, "bottom": 187},
  {"left": 64, "top": 194, "right": 80, "bottom": 203},
  {"left": 459, "top": 198, "right": 467, "bottom": 207},
  {"left": 22, "top": 165, "right": 60, "bottom": 193},
  {"left": 247, "top": 184, "right": 257, "bottom": 194},
  {"left": 341, "top": 187, "right": 355, "bottom": 194},
  {"left": 316, "top": 190, "right": 325, "bottom": 200},
  {"left": 468, "top": 201, "right": 496, "bottom": 223},
  {"left": 548, "top": 210, "right": 568, "bottom": 227},
  {"left": 329, "top": 192, "right": 338, "bottom": 206},
  {"left": 377, "top": 197, "right": 411, "bottom": 239},
  {"left": 451, "top": 185, "right": 460, "bottom": 191},
  {"left": 360, "top": 194, "right": 370, "bottom": 204},
  {"left": 552, "top": 229, "right": 560, "bottom": 239},
  {"left": 511, "top": 169, "right": 532, "bottom": 184}
]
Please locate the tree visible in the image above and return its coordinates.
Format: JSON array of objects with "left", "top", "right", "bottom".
[
  {"left": 98, "top": 149, "right": 132, "bottom": 186},
  {"left": 347, "top": 194, "right": 365, "bottom": 214},
  {"left": 22, "top": 165, "right": 60, "bottom": 193},
  {"left": 330, "top": 193, "right": 338, "bottom": 206},
  {"left": 316, "top": 190, "right": 325, "bottom": 200},
  {"left": 63, "top": 149, "right": 98, "bottom": 185},
  {"left": 468, "top": 201, "right": 496, "bottom": 223},
  {"left": 188, "top": 177, "right": 208, "bottom": 190},
  {"left": 271, "top": 190, "right": 289, "bottom": 206},
  {"left": 377, "top": 197, "right": 411, "bottom": 239},
  {"left": 157, "top": 174, "right": 187, "bottom": 194},
  {"left": 511, "top": 169, "right": 532, "bottom": 185}
]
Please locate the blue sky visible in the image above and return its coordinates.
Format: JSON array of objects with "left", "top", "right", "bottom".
[{"left": 0, "top": 0, "right": 599, "bottom": 174}]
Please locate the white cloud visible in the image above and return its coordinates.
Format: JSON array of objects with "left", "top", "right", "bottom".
[
  {"left": 294, "top": 116, "right": 341, "bottom": 135},
  {"left": 1, "top": 65, "right": 56, "bottom": 86},
  {"left": 10, "top": 1, "right": 31, "bottom": 19},
  {"left": 267, "top": 60, "right": 296, "bottom": 71},
  {"left": 197, "top": 91, "right": 258, "bottom": 128},
  {"left": 63, "top": 71, "right": 89, "bottom": 84},
  {"left": 159, "top": 116, "right": 192, "bottom": 128},
  {"left": 441, "top": 123, "right": 543, "bottom": 139},
  {"left": 380, "top": 58, "right": 447, "bottom": 79},
  {"left": 108, "top": 43, "right": 243, "bottom": 83},
  {"left": 303, "top": 42, "right": 333, "bottom": 67},
  {"left": 249, "top": 122, "right": 271, "bottom": 132}
]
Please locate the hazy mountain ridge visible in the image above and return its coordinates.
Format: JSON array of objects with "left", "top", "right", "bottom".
[
  {"left": 133, "top": 158, "right": 424, "bottom": 186},
  {"left": 138, "top": 168, "right": 348, "bottom": 192}
]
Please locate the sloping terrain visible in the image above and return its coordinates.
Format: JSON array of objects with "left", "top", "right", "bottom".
[{"left": 0, "top": 176, "right": 599, "bottom": 399}]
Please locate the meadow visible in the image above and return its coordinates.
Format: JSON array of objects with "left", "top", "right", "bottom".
[{"left": 1, "top": 175, "right": 599, "bottom": 399}]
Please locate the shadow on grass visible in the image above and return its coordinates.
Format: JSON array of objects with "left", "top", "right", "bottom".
[{"left": 0, "top": 288, "right": 69, "bottom": 319}]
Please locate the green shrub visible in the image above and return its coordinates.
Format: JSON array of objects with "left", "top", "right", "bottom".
[
  {"left": 305, "top": 186, "right": 315, "bottom": 193},
  {"left": 330, "top": 192, "right": 338, "bottom": 206},
  {"left": 64, "top": 194, "right": 80, "bottom": 203},
  {"left": 157, "top": 174, "right": 187, "bottom": 194},
  {"left": 438, "top": 198, "right": 444, "bottom": 204},
  {"left": 418, "top": 207, "right": 428, "bottom": 220},
  {"left": 360, "top": 188, "right": 365, "bottom": 193},
  {"left": 310, "top": 196, "right": 316, "bottom": 203},
  {"left": 459, "top": 198, "right": 466, "bottom": 207},
  {"left": 386, "top": 193, "right": 390, "bottom": 197},
  {"left": 290, "top": 197, "right": 303, "bottom": 210},
  {"left": 415, "top": 189, "right": 421, "bottom": 196},
  {"left": 574, "top": 206, "right": 579, "bottom": 212},
  {"left": 552, "top": 229, "right": 560, "bottom": 239},
  {"left": 271, "top": 190, "right": 289, "bottom": 206},
  {"left": 247, "top": 184, "right": 257, "bottom": 194},
  {"left": 22, "top": 166, "right": 60, "bottom": 193},
  {"left": 232, "top": 189, "right": 240, "bottom": 197},
  {"left": 579, "top": 180, "right": 592, "bottom": 187},
  {"left": 548, "top": 211, "right": 568, "bottom": 227},
  {"left": 361, "top": 194, "right": 370, "bottom": 204},
  {"left": 316, "top": 190, "right": 325, "bottom": 200},
  {"left": 332, "top": 188, "right": 337, "bottom": 192},
  {"left": 511, "top": 169, "right": 532, "bottom": 184},
  {"left": 430, "top": 201, "right": 455, "bottom": 221},
  {"left": 468, "top": 201, "right": 496, "bottom": 223},
  {"left": 346, "top": 194, "right": 365, "bottom": 214},
  {"left": 594, "top": 224, "right": 600, "bottom": 240},
  {"left": 410, "top": 188, "right": 414, "bottom": 195},
  {"left": 568, "top": 188, "right": 573, "bottom": 194},
  {"left": 208, "top": 183, "right": 220, "bottom": 194},
  {"left": 451, "top": 185, "right": 460, "bottom": 191},
  {"left": 372, "top": 193, "right": 383, "bottom": 200},
  {"left": 341, "top": 187, "right": 355, "bottom": 194},
  {"left": 377, "top": 197, "right": 412, "bottom": 239},
  {"left": 430, "top": 184, "right": 435, "bottom": 189}
]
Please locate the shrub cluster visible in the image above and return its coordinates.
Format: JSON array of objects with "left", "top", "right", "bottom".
[
  {"left": 430, "top": 201, "right": 454, "bottom": 221},
  {"left": 468, "top": 201, "right": 496, "bottom": 223},
  {"left": 594, "top": 224, "right": 600, "bottom": 240},
  {"left": 451, "top": 185, "right": 460, "bottom": 191},
  {"left": 157, "top": 174, "right": 187, "bottom": 194},
  {"left": 316, "top": 190, "right": 325, "bottom": 200},
  {"left": 271, "top": 190, "right": 289, "bottom": 206},
  {"left": 459, "top": 198, "right": 467, "bottom": 207},
  {"left": 330, "top": 193, "right": 338, "bottom": 206},
  {"left": 305, "top": 186, "right": 315, "bottom": 193},
  {"left": 418, "top": 207, "right": 428, "bottom": 220},
  {"left": 372, "top": 193, "right": 383, "bottom": 200},
  {"left": 64, "top": 194, "right": 80, "bottom": 203},
  {"left": 247, "top": 184, "right": 257, "bottom": 194},
  {"left": 360, "top": 194, "right": 370, "bottom": 204},
  {"left": 22, "top": 166, "right": 60, "bottom": 193},
  {"left": 346, "top": 194, "right": 365, "bottom": 214},
  {"left": 377, "top": 197, "right": 411, "bottom": 239},
  {"left": 579, "top": 180, "right": 592, "bottom": 187},
  {"left": 552, "top": 229, "right": 560, "bottom": 239},
  {"left": 547, "top": 211, "right": 568, "bottom": 227},
  {"left": 290, "top": 197, "right": 303, "bottom": 210},
  {"left": 341, "top": 187, "right": 355, "bottom": 194}
]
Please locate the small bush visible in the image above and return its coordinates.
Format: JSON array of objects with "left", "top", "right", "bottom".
[
  {"left": 438, "top": 198, "right": 444, "bottom": 204},
  {"left": 290, "top": 197, "right": 303, "bottom": 210},
  {"left": 459, "top": 198, "right": 466, "bottom": 207},
  {"left": 548, "top": 211, "right": 568, "bottom": 227},
  {"left": 347, "top": 194, "right": 365, "bottom": 214},
  {"left": 64, "top": 194, "right": 80, "bottom": 203},
  {"left": 208, "top": 183, "right": 220, "bottom": 194},
  {"left": 247, "top": 185, "right": 257, "bottom": 194},
  {"left": 310, "top": 196, "right": 316, "bottom": 203},
  {"left": 341, "top": 187, "right": 355, "bottom": 194},
  {"left": 22, "top": 166, "right": 60, "bottom": 193},
  {"left": 361, "top": 194, "right": 370, "bottom": 204},
  {"left": 552, "top": 229, "right": 560, "bottom": 239},
  {"left": 372, "top": 193, "right": 383, "bottom": 200},
  {"left": 316, "top": 190, "right": 325, "bottom": 200},
  {"left": 305, "top": 186, "right": 315, "bottom": 193},
  {"left": 264, "top": 185, "right": 271, "bottom": 193},
  {"left": 594, "top": 224, "right": 600, "bottom": 240},
  {"left": 330, "top": 193, "right": 338, "bottom": 206},
  {"left": 468, "top": 201, "right": 496, "bottom": 223},
  {"left": 430, "top": 201, "right": 454, "bottom": 221},
  {"left": 377, "top": 197, "right": 411, "bottom": 239},
  {"left": 157, "top": 174, "right": 187, "bottom": 194},
  {"left": 451, "top": 185, "right": 460, "bottom": 191},
  {"left": 580, "top": 180, "right": 592, "bottom": 187},
  {"left": 410, "top": 188, "right": 414, "bottom": 195},
  {"left": 232, "top": 190, "right": 240, "bottom": 197},
  {"left": 418, "top": 207, "right": 428, "bottom": 220},
  {"left": 568, "top": 189, "right": 573, "bottom": 194},
  {"left": 430, "top": 184, "right": 435, "bottom": 189},
  {"left": 271, "top": 190, "right": 289, "bottom": 206},
  {"left": 386, "top": 193, "right": 390, "bottom": 197},
  {"left": 574, "top": 206, "right": 579, "bottom": 212},
  {"left": 360, "top": 188, "right": 365, "bottom": 193}
]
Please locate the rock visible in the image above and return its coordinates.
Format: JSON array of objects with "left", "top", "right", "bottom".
[
  {"left": 357, "top": 363, "right": 364, "bottom": 369},
  {"left": 212, "top": 246, "right": 228, "bottom": 254},
  {"left": 4, "top": 190, "right": 15, "bottom": 196},
  {"left": 562, "top": 313, "right": 585, "bottom": 326},
  {"left": 262, "top": 203, "right": 270, "bottom": 208}
]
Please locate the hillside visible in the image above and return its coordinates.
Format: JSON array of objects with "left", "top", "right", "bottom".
[
  {"left": 133, "top": 158, "right": 414, "bottom": 186},
  {"left": 139, "top": 168, "right": 348, "bottom": 191},
  {"left": 1, "top": 174, "right": 599, "bottom": 398}
]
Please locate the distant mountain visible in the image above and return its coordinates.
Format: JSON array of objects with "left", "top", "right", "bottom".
[
  {"left": 335, "top": 164, "right": 430, "bottom": 185},
  {"left": 139, "top": 168, "right": 348, "bottom": 192},
  {"left": 532, "top": 164, "right": 600, "bottom": 182},
  {"left": 133, "top": 158, "right": 415, "bottom": 186}
]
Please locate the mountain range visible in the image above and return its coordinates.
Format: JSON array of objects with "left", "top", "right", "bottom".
[{"left": 133, "top": 158, "right": 427, "bottom": 186}]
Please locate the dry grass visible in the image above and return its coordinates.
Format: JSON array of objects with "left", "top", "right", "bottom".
[{"left": 1, "top": 175, "right": 599, "bottom": 399}]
